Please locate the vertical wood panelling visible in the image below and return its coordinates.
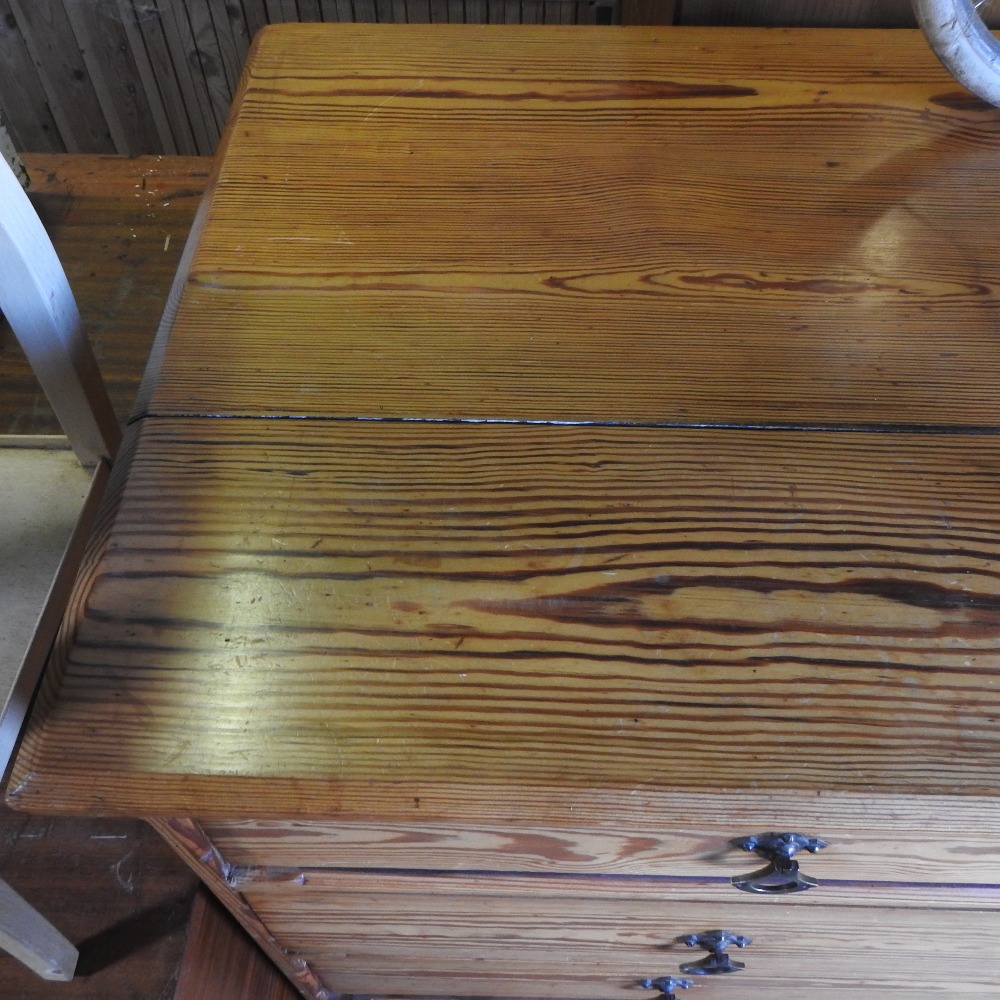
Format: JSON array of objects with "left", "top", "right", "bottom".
[
  {"left": 544, "top": 1, "right": 566, "bottom": 24},
  {"left": 7, "top": 0, "right": 113, "bottom": 151},
  {"left": 154, "top": 0, "right": 221, "bottom": 152},
  {"left": 297, "top": 0, "right": 324, "bottom": 19},
  {"left": 332, "top": 0, "right": 357, "bottom": 22},
  {"left": 129, "top": 3, "right": 200, "bottom": 154},
  {"left": 207, "top": 0, "right": 252, "bottom": 95},
  {"left": 144, "top": 0, "right": 216, "bottom": 154},
  {"left": 264, "top": 0, "right": 298, "bottom": 19},
  {"left": 406, "top": 0, "right": 430, "bottom": 22},
  {"left": 621, "top": 0, "right": 673, "bottom": 24},
  {"left": 114, "top": 0, "right": 182, "bottom": 153},
  {"left": 677, "top": 0, "right": 1000, "bottom": 26},
  {"left": 61, "top": 0, "right": 162, "bottom": 154},
  {"left": 0, "top": 0, "right": 63, "bottom": 152},
  {"left": 679, "top": 0, "right": 914, "bottom": 24},
  {"left": 184, "top": 2, "right": 232, "bottom": 133},
  {"left": 240, "top": 0, "right": 271, "bottom": 36}
]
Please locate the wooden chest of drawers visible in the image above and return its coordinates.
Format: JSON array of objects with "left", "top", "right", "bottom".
[
  {"left": 17, "top": 420, "right": 1000, "bottom": 1000},
  {"left": 9, "top": 23, "right": 1000, "bottom": 1000},
  {"left": 191, "top": 797, "right": 1000, "bottom": 999}
]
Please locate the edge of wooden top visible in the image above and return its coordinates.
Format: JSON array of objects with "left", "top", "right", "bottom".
[
  {"left": 10, "top": 417, "right": 1000, "bottom": 820},
  {"left": 129, "top": 26, "right": 264, "bottom": 424},
  {"left": 12, "top": 769, "right": 1000, "bottom": 830},
  {"left": 237, "top": 20, "right": 949, "bottom": 73}
]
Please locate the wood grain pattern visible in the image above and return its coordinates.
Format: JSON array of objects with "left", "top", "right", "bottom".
[
  {"left": 153, "top": 817, "right": 334, "bottom": 1000},
  {"left": 139, "top": 0, "right": 218, "bottom": 156},
  {"left": 60, "top": 0, "right": 162, "bottom": 156},
  {"left": 7, "top": 0, "right": 114, "bottom": 152},
  {"left": 155, "top": 0, "right": 224, "bottom": 152},
  {"left": 241, "top": 869, "right": 1000, "bottom": 998},
  {"left": 114, "top": 0, "right": 183, "bottom": 155},
  {"left": 236, "top": 865, "right": 1000, "bottom": 908},
  {"left": 7, "top": 28, "right": 1000, "bottom": 1000},
  {"left": 11, "top": 418, "right": 1000, "bottom": 822},
  {"left": 173, "top": 889, "right": 300, "bottom": 1000},
  {"left": 207, "top": 0, "right": 254, "bottom": 98},
  {"left": 140, "top": 25, "right": 1000, "bottom": 427},
  {"left": 6, "top": 4, "right": 1000, "bottom": 157},
  {"left": 0, "top": 0, "right": 64, "bottom": 152},
  {"left": 185, "top": 1, "right": 234, "bottom": 135},
  {"left": 203, "top": 809, "right": 1000, "bottom": 884}
]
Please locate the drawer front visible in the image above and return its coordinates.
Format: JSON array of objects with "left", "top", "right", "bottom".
[
  {"left": 204, "top": 796, "right": 1000, "bottom": 885},
  {"left": 239, "top": 870, "right": 1000, "bottom": 999}
]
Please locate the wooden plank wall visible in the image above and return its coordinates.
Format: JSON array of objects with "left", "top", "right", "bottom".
[{"left": 2, "top": 0, "right": 999, "bottom": 157}]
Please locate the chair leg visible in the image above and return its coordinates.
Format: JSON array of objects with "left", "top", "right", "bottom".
[{"left": 0, "top": 876, "right": 78, "bottom": 981}]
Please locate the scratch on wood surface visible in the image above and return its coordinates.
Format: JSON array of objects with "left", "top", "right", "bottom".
[
  {"left": 112, "top": 850, "right": 136, "bottom": 893},
  {"left": 363, "top": 80, "right": 426, "bottom": 121}
]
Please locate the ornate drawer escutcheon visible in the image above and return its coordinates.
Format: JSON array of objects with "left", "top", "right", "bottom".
[
  {"left": 679, "top": 929, "right": 752, "bottom": 976},
  {"left": 732, "top": 832, "right": 829, "bottom": 894},
  {"left": 642, "top": 937, "right": 749, "bottom": 1000},
  {"left": 641, "top": 976, "right": 694, "bottom": 999}
]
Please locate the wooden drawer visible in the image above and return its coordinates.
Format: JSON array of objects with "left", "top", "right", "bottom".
[
  {"left": 203, "top": 793, "right": 1000, "bottom": 885},
  {"left": 239, "top": 870, "right": 1000, "bottom": 999}
]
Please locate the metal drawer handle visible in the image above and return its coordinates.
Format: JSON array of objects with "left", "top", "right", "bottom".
[
  {"left": 679, "top": 929, "right": 751, "bottom": 975},
  {"left": 731, "top": 831, "right": 828, "bottom": 894},
  {"left": 640, "top": 976, "right": 694, "bottom": 999}
]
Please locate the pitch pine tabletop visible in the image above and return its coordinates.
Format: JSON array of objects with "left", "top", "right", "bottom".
[{"left": 9, "top": 26, "right": 1000, "bottom": 848}]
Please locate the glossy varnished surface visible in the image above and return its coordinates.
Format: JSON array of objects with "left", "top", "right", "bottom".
[
  {"left": 11, "top": 418, "right": 1000, "bottom": 817},
  {"left": 10, "top": 28, "right": 1000, "bottom": 999},
  {"left": 142, "top": 24, "right": 1000, "bottom": 427}
]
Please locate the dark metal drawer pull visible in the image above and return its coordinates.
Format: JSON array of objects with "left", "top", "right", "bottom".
[
  {"left": 679, "top": 929, "right": 751, "bottom": 975},
  {"left": 640, "top": 976, "right": 694, "bottom": 999},
  {"left": 731, "top": 831, "right": 828, "bottom": 894}
]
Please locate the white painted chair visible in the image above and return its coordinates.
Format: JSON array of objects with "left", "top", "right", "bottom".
[{"left": 0, "top": 152, "right": 121, "bottom": 980}]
